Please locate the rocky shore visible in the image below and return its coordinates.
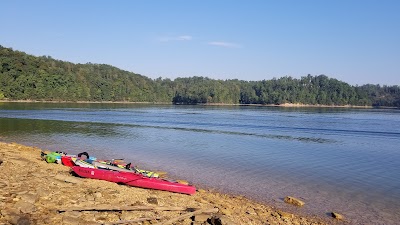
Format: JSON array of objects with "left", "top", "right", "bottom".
[{"left": 0, "top": 142, "right": 341, "bottom": 225}]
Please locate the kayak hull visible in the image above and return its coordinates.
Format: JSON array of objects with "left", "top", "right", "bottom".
[
  {"left": 62, "top": 156, "right": 160, "bottom": 177},
  {"left": 72, "top": 166, "right": 196, "bottom": 195},
  {"left": 61, "top": 156, "right": 75, "bottom": 167}
]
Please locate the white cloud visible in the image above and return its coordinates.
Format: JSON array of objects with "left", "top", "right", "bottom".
[
  {"left": 208, "top": 41, "right": 241, "bottom": 48},
  {"left": 159, "top": 35, "right": 193, "bottom": 42},
  {"left": 177, "top": 35, "right": 192, "bottom": 41}
]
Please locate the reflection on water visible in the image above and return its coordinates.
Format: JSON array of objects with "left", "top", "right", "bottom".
[
  {"left": 0, "top": 102, "right": 400, "bottom": 224},
  {"left": 0, "top": 118, "right": 121, "bottom": 137}
]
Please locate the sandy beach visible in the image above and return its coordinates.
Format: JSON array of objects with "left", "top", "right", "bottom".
[{"left": 0, "top": 142, "right": 341, "bottom": 225}]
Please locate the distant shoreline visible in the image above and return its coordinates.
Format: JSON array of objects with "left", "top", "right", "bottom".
[
  {"left": 0, "top": 99, "right": 172, "bottom": 105},
  {"left": 203, "top": 102, "right": 376, "bottom": 108},
  {"left": 0, "top": 99, "right": 389, "bottom": 109}
]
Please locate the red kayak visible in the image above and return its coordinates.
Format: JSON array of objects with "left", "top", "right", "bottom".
[
  {"left": 61, "top": 156, "right": 75, "bottom": 167},
  {"left": 72, "top": 166, "right": 196, "bottom": 195}
]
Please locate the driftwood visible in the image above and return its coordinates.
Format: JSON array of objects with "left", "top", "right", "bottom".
[
  {"left": 58, "top": 205, "right": 218, "bottom": 225},
  {"left": 54, "top": 174, "right": 82, "bottom": 184},
  {"left": 101, "top": 217, "right": 161, "bottom": 225},
  {"left": 58, "top": 205, "right": 197, "bottom": 213},
  {"left": 153, "top": 208, "right": 219, "bottom": 225}
]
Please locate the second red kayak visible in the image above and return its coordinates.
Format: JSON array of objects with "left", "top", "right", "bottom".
[{"left": 72, "top": 166, "right": 196, "bottom": 195}]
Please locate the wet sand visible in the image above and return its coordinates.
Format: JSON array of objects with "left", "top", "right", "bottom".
[{"left": 0, "top": 142, "right": 341, "bottom": 224}]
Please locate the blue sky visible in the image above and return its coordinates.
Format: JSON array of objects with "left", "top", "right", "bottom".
[{"left": 1, "top": 0, "right": 399, "bottom": 85}]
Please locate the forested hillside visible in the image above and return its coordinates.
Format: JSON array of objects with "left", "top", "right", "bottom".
[{"left": 1, "top": 45, "right": 399, "bottom": 107}]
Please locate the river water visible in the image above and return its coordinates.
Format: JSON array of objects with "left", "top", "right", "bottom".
[{"left": 0, "top": 102, "right": 399, "bottom": 224}]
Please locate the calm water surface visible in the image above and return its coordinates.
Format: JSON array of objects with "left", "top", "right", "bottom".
[{"left": 0, "top": 102, "right": 399, "bottom": 224}]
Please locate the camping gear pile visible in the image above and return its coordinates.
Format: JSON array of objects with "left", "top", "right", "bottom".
[{"left": 41, "top": 151, "right": 196, "bottom": 195}]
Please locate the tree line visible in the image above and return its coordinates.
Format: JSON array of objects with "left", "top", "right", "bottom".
[{"left": 1, "top": 45, "right": 399, "bottom": 107}]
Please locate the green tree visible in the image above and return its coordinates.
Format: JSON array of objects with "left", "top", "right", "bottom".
[{"left": 1, "top": 44, "right": 399, "bottom": 107}]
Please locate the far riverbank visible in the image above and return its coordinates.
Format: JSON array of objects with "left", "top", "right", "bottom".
[{"left": 0, "top": 99, "right": 381, "bottom": 109}]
